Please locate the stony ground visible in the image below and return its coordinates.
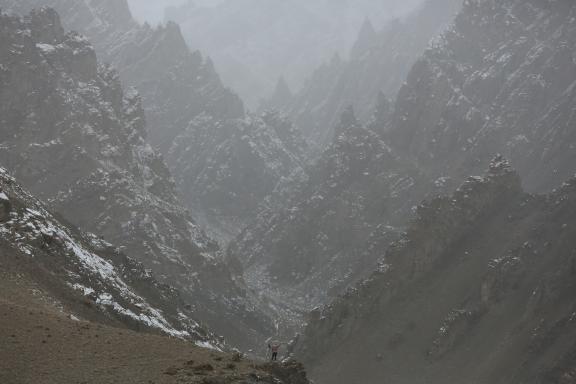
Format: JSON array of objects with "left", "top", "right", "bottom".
[{"left": 0, "top": 252, "right": 306, "bottom": 384}]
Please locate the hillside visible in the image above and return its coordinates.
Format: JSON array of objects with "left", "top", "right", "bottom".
[
  {"left": 0, "top": 0, "right": 315, "bottom": 240},
  {"left": 229, "top": 0, "right": 576, "bottom": 334},
  {"left": 0, "top": 254, "right": 309, "bottom": 384},
  {"left": 0, "top": 166, "right": 215, "bottom": 344},
  {"left": 386, "top": 0, "right": 576, "bottom": 192},
  {"left": 0, "top": 8, "right": 273, "bottom": 350},
  {"left": 295, "top": 158, "right": 576, "bottom": 384}
]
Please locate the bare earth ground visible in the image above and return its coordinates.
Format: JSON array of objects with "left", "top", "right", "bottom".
[{"left": 0, "top": 252, "right": 282, "bottom": 384}]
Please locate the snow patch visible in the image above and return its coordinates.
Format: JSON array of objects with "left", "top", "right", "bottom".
[
  {"left": 36, "top": 43, "right": 56, "bottom": 53},
  {"left": 195, "top": 340, "right": 222, "bottom": 352}
]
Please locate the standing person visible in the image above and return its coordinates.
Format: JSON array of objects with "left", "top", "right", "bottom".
[{"left": 270, "top": 342, "right": 280, "bottom": 361}]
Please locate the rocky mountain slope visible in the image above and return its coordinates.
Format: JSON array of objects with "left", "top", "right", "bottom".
[
  {"left": 295, "top": 158, "right": 576, "bottom": 384},
  {"left": 0, "top": 0, "right": 313, "bottom": 240},
  {"left": 0, "top": 222, "right": 310, "bottom": 384},
  {"left": 0, "top": 0, "right": 245, "bottom": 154},
  {"left": 386, "top": 0, "right": 576, "bottom": 193},
  {"left": 167, "top": 111, "right": 309, "bottom": 242},
  {"left": 229, "top": 108, "right": 437, "bottom": 317},
  {"left": 0, "top": 166, "right": 216, "bottom": 345},
  {"left": 230, "top": 0, "right": 576, "bottom": 333},
  {"left": 275, "top": 0, "right": 462, "bottom": 147},
  {"left": 0, "top": 164, "right": 311, "bottom": 384},
  {"left": 0, "top": 8, "right": 273, "bottom": 350}
]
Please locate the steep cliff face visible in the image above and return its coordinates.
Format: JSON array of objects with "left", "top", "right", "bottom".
[
  {"left": 297, "top": 158, "right": 576, "bottom": 384},
  {"left": 387, "top": 0, "right": 576, "bottom": 192},
  {"left": 279, "top": 0, "right": 462, "bottom": 147},
  {"left": 0, "top": 9, "right": 272, "bottom": 350},
  {"left": 168, "top": 111, "right": 309, "bottom": 242},
  {"left": 0, "top": 0, "right": 245, "bottom": 154}
]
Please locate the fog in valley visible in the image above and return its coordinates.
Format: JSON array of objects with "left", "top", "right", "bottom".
[
  {"left": 129, "top": 0, "right": 425, "bottom": 107},
  {"left": 1, "top": 0, "right": 576, "bottom": 383}
]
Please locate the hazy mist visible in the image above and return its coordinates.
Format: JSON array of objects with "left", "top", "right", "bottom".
[
  {"left": 2, "top": 0, "right": 576, "bottom": 383},
  {"left": 128, "top": 0, "right": 425, "bottom": 107}
]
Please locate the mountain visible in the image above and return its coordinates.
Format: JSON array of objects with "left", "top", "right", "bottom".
[
  {"left": 0, "top": 166, "right": 217, "bottom": 345},
  {"left": 0, "top": 0, "right": 305, "bottom": 260},
  {"left": 288, "top": 0, "right": 576, "bottom": 380},
  {"left": 0, "top": 170, "right": 311, "bottom": 384},
  {"left": 229, "top": 0, "right": 576, "bottom": 334},
  {"left": 0, "top": 8, "right": 272, "bottom": 350},
  {"left": 277, "top": 0, "right": 462, "bottom": 147},
  {"left": 164, "top": 0, "right": 425, "bottom": 108},
  {"left": 1, "top": 297, "right": 311, "bottom": 383},
  {"left": 168, "top": 111, "right": 309, "bottom": 242},
  {"left": 0, "top": 0, "right": 313, "bottom": 241},
  {"left": 295, "top": 158, "right": 576, "bottom": 384},
  {"left": 228, "top": 108, "right": 437, "bottom": 320},
  {"left": 385, "top": 0, "right": 576, "bottom": 193},
  {"left": 0, "top": 0, "right": 245, "bottom": 154}
]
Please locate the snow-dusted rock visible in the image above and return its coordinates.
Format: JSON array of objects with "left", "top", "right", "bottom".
[
  {"left": 0, "top": 166, "right": 220, "bottom": 345},
  {"left": 168, "top": 111, "right": 309, "bottom": 242},
  {"left": 0, "top": 8, "right": 273, "bottom": 351}
]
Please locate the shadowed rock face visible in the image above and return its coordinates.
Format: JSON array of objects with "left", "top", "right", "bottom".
[
  {"left": 0, "top": 9, "right": 273, "bottom": 351},
  {"left": 296, "top": 158, "right": 576, "bottom": 384}
]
